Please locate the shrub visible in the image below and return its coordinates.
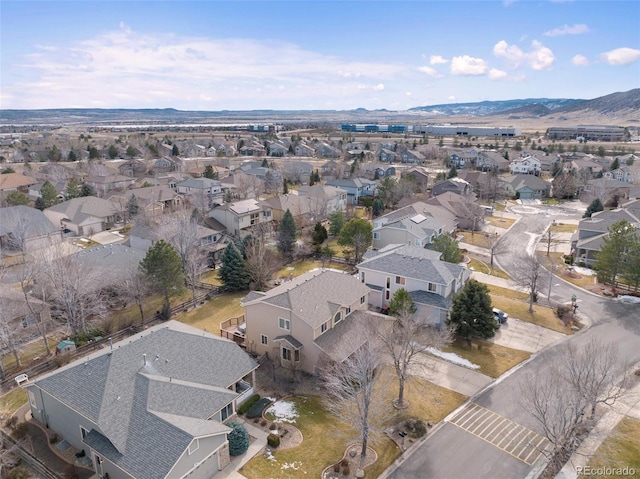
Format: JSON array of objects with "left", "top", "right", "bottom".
[
  {"left": 7, "top": 466, "right": 29, "bottom": 479},
  {"left": 237, "top": 394, "right": 261, "bottom": 415},
  {"left": 227, "top": 422, "right": 250, "bottom": 456},
  {"left": 334, "top": 463, "right": 341, "bottom": 473},
  {"left": 261, "top": 420, "right": 267, "bottom": 427},
  {"left": 50, "top": 433, "right": 60, "bottom": 444},
  {"left": 246, "top": 397, "right": 272, "bottom": 418},
  {"left": 556, "top": 304, "right": 571, "bottom": 319},
  {"left": 405, "top": 418, "right": 428, "bottom": 438},
  {"left": 11, "top": 422, "right": 29, "bottom": 440},
  {"left": 5, "top": 416, "right": 18, "bottom": 429},
  {"left": 343, "top": 465, "right": 351, "bottom": 476},
  {"left": 341, "top": 459, "right": 349, "bottom": 468},
  {"left": 267, "top": 433, "right": 280, "bottom": 448}
]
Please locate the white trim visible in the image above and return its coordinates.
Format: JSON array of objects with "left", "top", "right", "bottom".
[
  {"left": 260, "top": 334, "right": 268, "bottom": 346},
  {"left": 188, "top": 438, "right": 200, "bottom": 455},
  {"left": 278, "top": 317, "right": 290, "bottom": 331}
]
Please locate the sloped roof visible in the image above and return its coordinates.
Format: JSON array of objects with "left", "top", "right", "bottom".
[
  {"left": 0, "top": 173, "right": 37, "bottom": 190},
  {"left": 503, "top": 174, "right": 549, "bottom": 191},
  {"left": 243, "top": 270, "right": 370, "bottom": 329},
  {"left": 44, "top": 196, "right": 120, "bottom": 222},
  {"left": 30, "top": 321, "right": 257, "bottom": 479},
  {"left": 314, "top": 310, "right": 381, "bottom": 363},
  {"left": 578, "top": 208, "right": 640, "bottom": 234},
  {"left": 176, "top": 177, "right": 222, "bottom": 189},
  {"left": 0, "top": 205, "right": 59, "bottom": 238}
]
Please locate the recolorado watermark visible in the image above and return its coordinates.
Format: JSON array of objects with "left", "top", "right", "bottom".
[{"left": 577, "top": 466, "right": 636, "bottom": 476}]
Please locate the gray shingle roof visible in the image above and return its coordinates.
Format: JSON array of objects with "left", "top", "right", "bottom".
[
  {"left": 409, "top": 290, "right": 451, "bottom": 309},
  {"left": 0, "top": 205, "right": 59, "bottom": 237},
  {"left": 358, "top": 244, "right": 466, "bottom": 287},
  {"left": 34, "top": 321, "right": 257, "bottom": 479},
  {"left": 314, "top": 310, "right": 382, "bottom": 363},
  {"left": 44, "top": 196, "right": 120, "bottom": 222},
  {"left": 243, "top": 270, "right": 370, "bottom": 328},
  {"left": 274, "top": 335, "right": 304, "bottom": 349}
]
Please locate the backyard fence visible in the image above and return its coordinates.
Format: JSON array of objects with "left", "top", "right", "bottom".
[{"left": 0, "top": 429, "right": 63, "bottom": 479}]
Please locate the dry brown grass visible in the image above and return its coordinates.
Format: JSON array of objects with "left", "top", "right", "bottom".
[
  {"left": 177, "top": 292, "right": 246, "bottom": 334},
  {"left": 489, "top": 294, "right": 573, "bottom": 334},
  {"left": 484, "top": 216, "right": 516, "bottom": 229},
  {"left": 587, "top": 417, "right": 640, "bottom": 475},
  {"left": 442, "top": 338, "right": 531, "bottom": 378}
]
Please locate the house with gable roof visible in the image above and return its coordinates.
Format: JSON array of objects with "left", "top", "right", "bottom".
[
  {"left": 325, "top": 178, "right": 377, "bottom": 205},
  {"left": 501, "top": 175, "right": 550, "bottom": 199},
  {"left": 209, "top": 199, "right": 272, "bottom": 238},
  {"left": 241, "top": 269, "right": 373, "bottom": 375},
  {"left": 509, "top": 156, "right": 541, "bottom": 175},
  {"left": 43, "top": 196, "right": 124, "bottom": 236},
  {"left": 357, "top": 244, "right": 470, "bottom": 324},
  {"left": 26, "top": 321, "right": 258, "bottom": 479}
]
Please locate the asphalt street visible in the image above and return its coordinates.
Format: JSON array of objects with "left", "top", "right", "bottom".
[{"left": 386, "top": 202, "right": 640, "bottom": 479}]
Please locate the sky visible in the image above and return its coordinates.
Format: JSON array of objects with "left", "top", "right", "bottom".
[{"left": 1, "top": 0, "right": 639, "bottom": 111}]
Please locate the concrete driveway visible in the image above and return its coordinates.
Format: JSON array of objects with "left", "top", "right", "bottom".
[{"left": 490, "top": 318, "right": 566, "bottom": 353}]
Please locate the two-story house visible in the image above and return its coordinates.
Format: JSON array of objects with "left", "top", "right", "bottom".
[
  {"left": 297, "top": 185, "right": 348, "bottom": 217},
  {"left": 501, "top": 175, "right": 550, "bottom": 200},
  {"left": 209, "top": 199, "right": 272, "bottom": 238},
  {"left": 476, "top": 151, "right": 509, "bottom": 172},
  {"left": 85, "top": 174, "right": 136, "bottom": 197},
  {"left": 26, "top": 321, "right": 258, "bottom": 479},
  {"left": 176, "top": 177, "right": 225, "bottom": 206},
  {"left": 325, "top": 178, "right": 377, "bottom": 205},
  {"left": 509, "top": 156, "right": 541, "bottom": 175},
  {"left": 43, "top": 196, "right": 123, "bottom": 236},
  {"left": 431, "top": 178, "right": 472, "bottom": 197},
  {"left": 357, "top": 244, "right": 470, "bottom": 324},
  {"left": 241, "top": 270, "right": 373, "bottom": 374}
]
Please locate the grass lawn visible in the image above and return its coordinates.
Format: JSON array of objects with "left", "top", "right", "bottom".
[
  {"left": 273, "top": 258, "right": 348, "bottom": 280},
  {"left": 200, "top": 269, "right": 222, "bottom": 286},
  {"left": 176, "top": 292, "right": 245, "bottom": 333},
  {"left": 587, "top": 417, "right": 640, "bottom": 475},
  {"left": 442, "top": 338, "right": 531, "bottom": 378},
  {"left": 460, "top": 233, "right": 491, "bottom": 248},
  {"left": 1, "top": 337, "right": 59, "bottom": 376},
  {"left": 540, "top": 253, "right": 598, "bottom": 289},
  {"left": 489, "top": 294, "right": 573, "bottom": 334},
  {"left": 241, "top": 369, "right": 465, "bottom": 479},
  {"left": 486, "top": 284, "right": 529, "bottom": 300},
  {"left": 325, "top": 238, "right": 350, "bottom": 258},
  {"left": 484, "top": 216, "right": 516, "bottom": 229},
  {"left": 0, "top": 387, "right": 27, "bottom": 417},
  {"left": 466, "top": 257, "right": 510, "bottom": 280},
  {"left": 549, "top": 223, "right": 577, "bottom": 234}
]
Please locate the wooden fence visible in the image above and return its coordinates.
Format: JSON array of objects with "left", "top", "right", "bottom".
[
  {"left": 1, "top": 430, "right": 63, "bottom": 479},
  {"left": 220, "top": 315, "right": 245, "bottom": 345}
]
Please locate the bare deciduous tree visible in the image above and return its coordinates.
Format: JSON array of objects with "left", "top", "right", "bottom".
[
  {"left": 519, "top": 339, "right": 628, "bottom": 477},
  {"left": 234, "top": 171, "right": 264, "bottom": 199},
  {"left": 320, "top": 329, "right": 392, "bottom": 470},
  {"left": 512, "top": 253, "right": 543, "bottom": 313},
  {"left": 244, "top": 234, "right": 279, "bottom": 291}
]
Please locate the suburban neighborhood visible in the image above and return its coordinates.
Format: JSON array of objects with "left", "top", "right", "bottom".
[{"left": 1, "top": 112, "right": 640, "bottom": 479}]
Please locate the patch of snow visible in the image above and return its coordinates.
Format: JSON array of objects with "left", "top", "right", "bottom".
[
  {"left": 427, "top": 347, "right": 481, "bottom": 370},
  {"left": 618, "top": 295, "right": 640, "bottom": 304},
  {"left": 265, "top": 450, "right": 276, "bottom": 461},
  {"left": 281, "top": 461, "right": 304, "bottom": 471},
  {"left": 571, "top": 266, "right": 596, "bottom": 276},
  {"left": 265, "top": 399, "right": 299, "bottom": 424}
]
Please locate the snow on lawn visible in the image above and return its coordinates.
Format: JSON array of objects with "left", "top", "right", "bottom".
[
  {"left": 572, "top": 266, "right": 596, "bottom": 276},
  {"left": 427, "top": 347, "right": 481, "bottom": 370},
  {"left": 265, "top": 399, "right": 299, "bottom": 424}
]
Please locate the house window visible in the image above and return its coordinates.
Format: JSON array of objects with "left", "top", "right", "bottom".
[
  {"left": 188, "top": 439, "right": 200, "bottom": 455},
  {"left": 428, "top": 283, "right": 437, "bottom": 292},
  {"left": 385, "top": 290, "right": 390, "bottom": 300},
  {"left": 395, "top": 276, "right": 405, "bottom": 285},
  {"left": 361, "top": 271, "right": 365, "bottom": 283},
  {"left": 321, "top": 322, "right": 328, "bottom": 333},
  {"left": 250, "top": 212, "right": 260, "bottom": 225},
  {"left": 373, "top": 232, "right": 380, "bottom": 240},
  {"left": 278, "top": 317, "right": 290, "bottom": 331},
  {"left": 294, "top": 350, "right": 300, "bottom": 362},
  {"left": 282, "top": 347, "right": 291, "bottom": 361},
  {"left": 28, "top": 391, "right": 36, "bottom": 408},
  {"left": 360, "top": 295, "right": 366, "bottom": 304},
  {"left": 415, "top": 239, "right": 421, "bottom": 246},
  {"left": 345, "top": 307, "right": 351, "bottom": 315},
  {"left": 261, "top": 335, "right": 268, "bottom": 346},
  {"left": 386, "top": 277, "right": 390, "bottom": 288},
  {"left": 80, "top": 426, "right": 88, "bottom": 440},
  {"left": 334, "top": 312, "right": 342, "bottom": 325},
  {"left": 220, "top": 403, "right": 233, "bottom": 421}
]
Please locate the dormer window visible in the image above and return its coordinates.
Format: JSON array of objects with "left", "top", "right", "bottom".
[{"left": 334, "top": 312, "right": 342, "bottom": 325}]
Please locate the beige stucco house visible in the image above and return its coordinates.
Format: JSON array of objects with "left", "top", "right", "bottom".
[{"left": 241, "top": 269, "right": 373, "bottom": 374}]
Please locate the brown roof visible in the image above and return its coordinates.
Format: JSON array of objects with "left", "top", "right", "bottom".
[{"left": 0, "top": 173, "right": 37, "bottom": 190}]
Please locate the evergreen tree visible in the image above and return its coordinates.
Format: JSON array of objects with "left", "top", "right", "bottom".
[
  {"left": 224, "top": 189, "right": 233, "bottom": 203},
  {"left": 219, "top": 243, "right": 250, "bottom": 291},
  {"left": 338, "top": 217, "right": 372, "bottom": 263},
  {"left": 313, "top": 170, "right": 320, "bottom": 183},
  {"left": 373, "top": 170, "right": 380, "bottom": 180},
  {"left": 227, "top": 422, "right": 250, "bottom": 456},
  {"left": 622, "top": 236, "right": 640, "bottom": 293},
  {"left": 261, "top": 158, "right": 269, "bottom": 168},
  {"left": 40, "top": 180, "right": 59, "bottom": 209},
  {"left": 309, "top": 172, "right": 315, "bottom": 186},
  {"left": 126, "top": 194, "right": 140, "bottom": 217},
  {"left": 428, "top": 233, "right": 462, "bottom": 263},
  {"left": 583, "top": 198, "right": 604, "bottom": 218},
  {"left": 447, "top": 165, "right": 458, "bottom": 179},
  {"left": 283, "top": 178, "right": 289, "bottom": 194},
  {"left": 312, "top": 222, "right": 328, "bottom": 246},
  {"left": 204, "top": 165, "right": 216, "bottom": 179},
  {"left": 389, "top": 288, "right": 417, "bottom": 317},
  {"left": 447, "top": 280, "right": 496, "bottom": 343},
  {"left": 277, "top": 209, "right": 297, "bottom": 259},
  {"left": 139, "top": 240, "right": 185, "bottom": 310},
  {"left": 88, "top": 146, "right": 100, "bottom": 159},
  {"left": 65, "top": 178, "right": 81, "bottom": 200},
  {"left": 67, "top": 150, "right": 78, "bottom": 162},
  {"left": 610, "top": 157, "right": 620, "bottom": 171},
  {"left": 108, "top": 144, "right": 119, "bottom": 159},
  {"left": 595, "top": 220, "right": 636, "bottom": 289},
  {"left": 172, "top": 144, "right": 179, "bottom": 156},
  {"left": 329, "top": 211, "right": 345, "bottom": 236},
  {"left": 126, "top": 145, "right": 139, "bottom": 158},
  {"left": 80, "top": 183, "right": 95, "bottom": 197},
  {"left": 372, "top": 198, "right": 384, "bottom": 217},
  {"left": 6, "top": 191, "right": 30, "bottom": 206}
]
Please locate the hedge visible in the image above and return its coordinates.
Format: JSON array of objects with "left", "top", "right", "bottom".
[
  {"left": 237, "top": 394, "right": 261, "bottom": 415},
  {"left": 267, "top": 433, "right": 280, "bottom": 448},
  {"left": 246, "top": 398, "right": 272, "bottom": 419}
]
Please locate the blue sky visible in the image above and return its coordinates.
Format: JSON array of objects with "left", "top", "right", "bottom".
[{"left": 1, "top": 0, "right": 639, "bottom": 111}]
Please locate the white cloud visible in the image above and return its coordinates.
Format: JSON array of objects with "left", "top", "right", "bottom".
[
  {"left": 493, "top": 40, "right": 554, "bottom": 70},
  {"left": 488, "top": 68, "right": 508, "bottom": 80},
  {"left": 493, "top": 40, "right": 524, "bottom": 69},
  {"left": 418, "top": 66, "right": 443, "bottom": 78},
  {"left": 450, "top": 56, "right": 488, "bottom": 76},
  {"left": 4, "top": 26, "right": 405, "bottom": 109},
  {"left": 406, "top": 91, "right": 412, "bottom": 96},
  {"left": 600, "top": 47, "right": 640, "bottom": 66},
  {"left": 544, "top": 23, "right": 590, "bottom": 37},
  {"left": 448, "top": 95, "right": 456, "bottom": 101},
  {"left": 529, "top": 40, "right": 555, "bottom": 70},
  {"left": 572, "top": 54, "right": 589, "bottom": 66},
  {"left": 430, "top": 55, "right": 448, "bottom": 65}
]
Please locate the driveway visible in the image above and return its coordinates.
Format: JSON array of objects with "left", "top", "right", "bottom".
[{"left": 490, "top": 318, "right": 566, "bottom": 353}]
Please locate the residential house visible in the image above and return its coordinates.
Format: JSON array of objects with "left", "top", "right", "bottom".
[
  {"left": 509, "top": 156, "right": 541, "bottom": 175},
  {"left": 537, "top": 155, "right": 562, "bottom": 173},
  {"left": 0, "top": 173, "right": 38, "bottom": 204},
  {"left": 28, "top": 181, "right": 67, "bottom": 202},
  {"left": 371, "top": 166, "right": 396, "bottom": 180},
  {"left": 297, "top": 185, "right": 348, "bottom": 217},
  {"left": 109, "top": 186, "right": 182, "bottom": 219},
  {"left": 449, "top": 149, "right": 478, "bottom": 169},
  {"left": 294, "top": 143, "right": 315, "bottom": 157},
  {"left": 71, "top": 244, "right": 144, "bottom": 287},
  {"left": 357, "top": 244, "right": 470, "bottom": 324},
  {"left": 0, "top": 206, "right": 63, "bottom": 252},
  {"left": 241, "top": 269, "right": 373, "bottom": 374},
  {"left": 378, "top": 148, "right": 397, "bottom": 163},
  {"left": 26, "top": 321, "right": 258, "bottom": 479},
  {"left": 118, "top": 160, "right": 147, "bottom": 179},
  {"left": 572, "top": 207, "right": 640, "bottom": 266},
  {"left": 239, "top": 143, "right": 266, "bottom": 157},
  {"left": 457, "top": 170, "right": 500, "bottom": 201},
  {"left": 262, "top": 194, "right": 314, "bottom": 226},
  {"left": 85, "top": 174, "right": 136, "bottom": 197},
  {"left": 0, "top": 288, "right": 52, "bottom": 341},
  {"left": 400, "top": 150, "right": 426, "bottom": 164},
  {"left": 152, "top": 156, "right": 181, "bottom": 174},
  {"left": 321, "top": 159, "right": 343, "bottom": 179},
  {"left": 316, "top": 142, "right": 342, "bottom": 158},
  {"left": 401, "top": 167, "right": 430, "bottom": 190},
  {"left": 282, "top": 161, "right": 314, "bottom": 184},
  {"left": 604, "top": 166, "right": 635, "bottom": 184},
  {"left": 501, "top": 175, "right": 550, "bottom": 200},
  {"left": 583, "top": 178, "right": 632, "bottom": 206},
  {"left": 209, "top": 199, "right": 272, "bottom": 238},
  {"left": 176, "top": 178, "right": 225, "bottom": 207},
  {"left": 425, "top": 191, "right": 485, "bottom": 230},
  {"left": 43, "top": 196, "right": 123, "bottom": 236},
  {"left": 476, "top": 151, "right": 509, "bottom": 172},
  {"left": 431, "top": 178, "right": 472, "bottom": 197},
  {"left": 325, "top": 178, "right": 376, "bottom": 205},
  {"left": 267, "top": 141, "right": 288, "bottom": 157}
]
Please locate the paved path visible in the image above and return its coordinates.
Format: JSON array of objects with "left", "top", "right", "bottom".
[
  {"left": 490, "top": 318, "right": 566, "bottom": 353},
  {"left": 216, "top": 418, "right": 269, "bottom": 479}
]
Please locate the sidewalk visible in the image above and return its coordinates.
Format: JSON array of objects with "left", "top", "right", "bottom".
[
  {"left": 556, "top": 379, "right": 640, "bottom": 479},
  {"left": 216, "top": 418, "right": 269, "bottom": 479}
]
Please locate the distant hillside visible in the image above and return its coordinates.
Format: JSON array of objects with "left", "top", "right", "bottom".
[
  {"left": 408, "top": 98, "right": 579, "bottom": 116},
  {"left": 552, "top": 88, "right": 640, "bottom": 115}
]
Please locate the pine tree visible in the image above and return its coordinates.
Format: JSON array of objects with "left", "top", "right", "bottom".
[
  {"left": 126, "top": 194, "right": 140, "bottom": 218},
  {"left": 172, "top": 144, "right": 179, "bottom": 156},
  {"left": 447, "top": 165, "right": 458, "bottom": 179},
  {"left": 204, "top": 165, "right": 216, "bottom": 179},
  {"left": 312, "top": 222, "right": 328, "bottom": 245},
  {"left": 283, "top": 178, "right": 289, "bottom": 194},
  {"left": 219, "top": 243, "right": 250, "bottom": 292},
  {"left": 65, "top": 178, "right": 81, "bottom": 200},
  {"left": 595, "top": 220, "right": 636, "bottom": 289},
  {"left": 40, "top": 180, "right": 59, "bottom": 209},
  {"left": 139, "top": 240, "right": 185, "bottom": 310},
  {"left": 447, "top": 280, "right": 496, "bottom": 343},
  {"left": 583, "top": 198, "right": 604, "bottom": 218},
  {"left": 227, "top": 422, "right": 250, "bottom": 456},
  {"left": 277, "top": 209, "right": 297, "bottom": 259},
  {"left": 429, "top": 233, "right": 462, "bottom": 263},
  {"left": 80, "top": 183, "right": 95, "bottom": 197}
]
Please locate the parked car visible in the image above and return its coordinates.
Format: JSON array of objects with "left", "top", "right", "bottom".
[{"left": 493, "top": 308, "right": 509, "bottom": 324}]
